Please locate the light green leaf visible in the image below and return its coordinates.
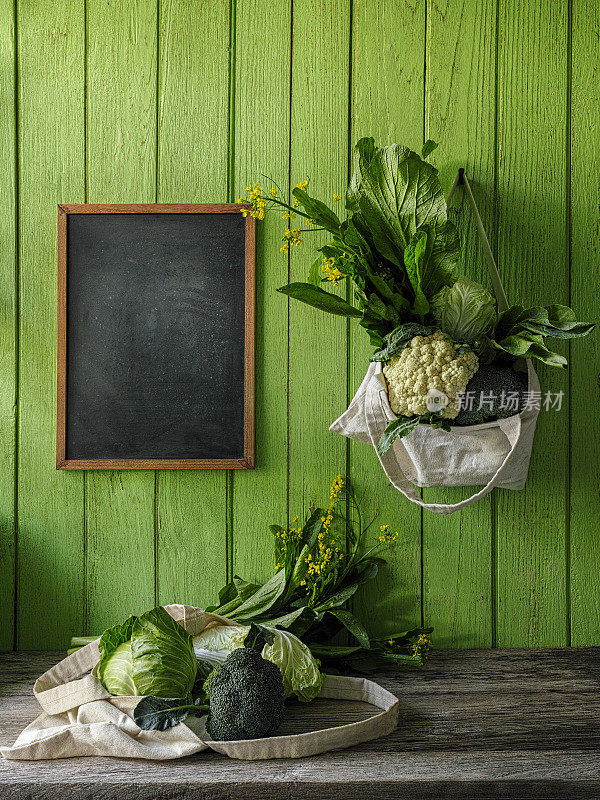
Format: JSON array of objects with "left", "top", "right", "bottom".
[{"left": 430, "top": 275, "right": 497, "bottom": 343}]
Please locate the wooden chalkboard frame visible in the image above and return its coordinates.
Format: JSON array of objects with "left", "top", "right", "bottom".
[{"left": 56, "top": 203, "right": 255, "bottom": 470}]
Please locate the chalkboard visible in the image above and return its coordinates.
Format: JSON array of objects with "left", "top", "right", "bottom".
[{"left": 56, "top": 204, "right": 255, "bottom": 469}]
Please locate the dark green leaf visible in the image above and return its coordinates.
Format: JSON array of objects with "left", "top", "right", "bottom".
[
  {"left": 370, "top": 323, "right": 438, "bottom": 362},
  {"left": 133, "top": 695, "right": 208, "bottom": 732},
  {"left": 421, "top": 139, "right": 438, "bottom": 159},
  {"left": 244, "top": 622, "right": 275, "bottom": 652},
  {"left": 232, "top": 568, "right": 288, "bottom": 621},
  {"left": 302, "top": 507, "right": 325, "bottom": 549},
  {"left": 292, "top": 187, "right": 342, "bottom": 234},
  {"left": 277, "top": 283, "right": 363, "bottom": 318},
  {"left": 377, "top": 416, "right": 421, "bottom": 455},
  {"left": 327, "top": 609, "right": 371, "bottom": 648}
]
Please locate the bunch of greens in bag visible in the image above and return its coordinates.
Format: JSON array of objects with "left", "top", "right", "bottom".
[{"left": 241, "top": 138, "right": 593, "bottom": 453}]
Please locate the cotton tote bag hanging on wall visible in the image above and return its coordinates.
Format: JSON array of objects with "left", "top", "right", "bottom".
[{"left": 331, "top": 173, "right": 540, "bottom": 516}]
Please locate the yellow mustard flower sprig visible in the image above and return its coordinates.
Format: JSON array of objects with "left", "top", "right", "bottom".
[
  {"left": 321, "top": 257, "right": 346, "bottom": 287},
  {"left": 239, "top": 178, "right": 330, "bottom": 245}
]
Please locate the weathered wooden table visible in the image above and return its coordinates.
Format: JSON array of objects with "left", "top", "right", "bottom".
[{"left": 1, "top": 648, "right": 599, "bottom": 799}]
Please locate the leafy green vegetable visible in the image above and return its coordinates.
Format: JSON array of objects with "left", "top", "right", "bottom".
[
  {"left": 347, "top": 137, "right": 449, "bottom": 261},
  {"left": 377, "top": 412, "right": 451, "bottom": 455},
  {"left": 430, "top": 275, "right": 497, "bottom": 343},
  {"left": 370, "top": 323, "right": 438, "bottom": 362},
  {"left": 487, "top": 305, "right": 594, "bottom": 366},
  {"left": 376, "top": 415, "right": 422, "bottom": 455},
  {"left": 95, "top": 607, "right": 197, "bottom": 698},
  {"left": 277, "top": 282, "right": 363, "bottom": 318},
  {"left": 133, "top": 694, "right": 209, "bottom": 732}
]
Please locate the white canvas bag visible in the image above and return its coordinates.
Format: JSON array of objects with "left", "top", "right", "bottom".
[
  {"left": 1, "top": 605, "right": 399, "bottom": 761},
  {"left": 331, "top": 172, "right": 540, "bottom": 515}
]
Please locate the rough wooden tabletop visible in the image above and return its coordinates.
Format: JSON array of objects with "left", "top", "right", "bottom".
[{"left": 1, "top": 647, "right": 599, "bottom": 799}]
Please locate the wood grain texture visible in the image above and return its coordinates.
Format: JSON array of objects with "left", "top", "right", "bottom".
[
  {"left": 422, "top": 0, "right": 497, "bottom": 648},
  {"left": 231, "top": 0, "right": 292, "bottom": 585},
  {"left": 156, "top": 0, "right": 231, "bottom": 608},
  {"left": 84, "top": 0, "right": 157, "bottom": 633},
  {"left": 0, "top": 0, "right": 16, "bottom": 650},
  {"left": 288, "top": 0, "right": 350, "bottom": 521},
  {"left": 1, "top": 648, "right": 600, "bottom": 799},
  {"left": 495, "top": 0, "right": 569, "bottom": 647},
  {"left": 349, "top": 0, "right": 425, "bottom": 638},
  {"left": 16, "top": 0, "right": 85, "bottom": 649},
  {"left": 569, "top": 0, "right": 600, "bottom": 646}
]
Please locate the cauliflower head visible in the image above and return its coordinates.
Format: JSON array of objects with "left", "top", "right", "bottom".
[{"left": 383, "top": 331, "right": 479, "bottom": 419}]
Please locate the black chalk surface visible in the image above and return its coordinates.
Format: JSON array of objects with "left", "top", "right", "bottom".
[{"left": 65, "top": 212, "right": 246, "bottom": 460}]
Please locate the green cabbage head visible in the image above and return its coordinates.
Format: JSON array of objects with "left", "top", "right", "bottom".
[
  {"left": 193, "top": 624, "right": 323, "bottom": 702},
  {"left": 95, "top": 607, "right": 197, "bottom": 698},
  {"left": 430, "top": 275, "right": 496, "bottom": 343}
]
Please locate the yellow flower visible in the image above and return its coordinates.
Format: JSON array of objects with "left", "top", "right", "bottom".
[
  {"left": 321, "top": 257, "right": 345, "bottom": 287},
  {"left": 270, "top": 187, "right": 277, "bottom": 196},
  {"left": 245, "top": 185, "right": 251, "bottom": 191},
  {"left": 295, "top": 179, "right": 309, "bottom": 191},
  {"left": 333, "top": 193, "right": 341, "bottom": 201},
  {"left": 280, "top": 227, "right": 302, "bottom": 253}
]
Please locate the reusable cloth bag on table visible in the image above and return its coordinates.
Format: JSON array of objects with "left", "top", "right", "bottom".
[{"left": 1, "top": 604, "right": 399, "bottom": 761}]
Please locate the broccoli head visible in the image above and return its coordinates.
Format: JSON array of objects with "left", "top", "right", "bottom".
[
  {"left": 453, "top": 363, "right": 528, "bottom": 426},
  {"left": 204, "top": 625, "right": 285, "bottom": 741}
]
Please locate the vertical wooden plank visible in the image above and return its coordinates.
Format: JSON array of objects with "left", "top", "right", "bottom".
[
  {"left": 495, "top": 0, "right": 569, "bottom": 646},
  {"left": 422, "top": 0, "right": 497, "bottom": 648},
  {"left": 288, "top": 0, "right": 350, "bottom": 523},
  {"left": 85, "top": 0, "right": 157, "bottom": 632},
  {"left": 17, "top": 0, "right": 85, "bottom": 648},
  {"left": 350, "top": 0, "right": 425, "bottom": 638},
  {"left": 570, "top": 0, "right": 600, "bottom": 645},
  {"left": 0, "top": 0, "right": 16, "bottom": 650},
  {"left": 232, "top": 0, "right": 291, "bottom": 583},
  {"left": 156, "top": 0, "right": 230, "bottom": 607}
]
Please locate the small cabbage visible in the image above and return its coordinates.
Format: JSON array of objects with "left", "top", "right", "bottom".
[
  {"left": 430, "top": 275, "right": 496, "bottom": 343},
  {"left": 95, "top": 607, "right": 197, "bottom": 698},
  {"left": 193, "top": 624, "right": 323, "bottom": 703}
]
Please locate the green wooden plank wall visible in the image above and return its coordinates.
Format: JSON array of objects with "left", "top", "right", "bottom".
[{"left": 1, "top": 0, "right": 598, "bottom": 650}]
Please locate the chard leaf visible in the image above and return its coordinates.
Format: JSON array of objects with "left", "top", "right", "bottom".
[
  {"left": 377, "top": 416, "right": 421, "bottom": 455},
  {"left": 133, "top": 695, "right": 208, "bottom": 732},
  {"left": 277, "top": 283, "right": 363, "bottom": 318}
]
